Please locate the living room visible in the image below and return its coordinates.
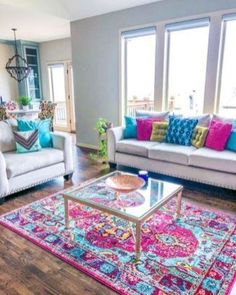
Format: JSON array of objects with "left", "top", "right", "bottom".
[{"left": 0, "top": 0, "right": 236, "bottom": 294}]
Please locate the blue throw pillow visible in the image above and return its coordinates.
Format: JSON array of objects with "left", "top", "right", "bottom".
[
  {"left": 226, "top": 121, "right": 236, "bottom": 152},
  {"left": 123, "top": 116, "right": 137, "bottom": 139},
  {"left": 166, "top": 116, "right": 198, "bottom": 146},
  {"left": 17, "top": 118, "right": 53, "bottom": 148}
]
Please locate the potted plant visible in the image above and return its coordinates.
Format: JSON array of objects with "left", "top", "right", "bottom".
[
  {"left": 89, "top": 118, "right": 113, "bottom": 164},
  {"left": 17, "top": 96, "right": 32, "bottom": 111}
]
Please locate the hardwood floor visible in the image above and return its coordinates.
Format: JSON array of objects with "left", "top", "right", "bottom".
[{"left": 0, "top": 146, "right": 236, "bottom": 295}]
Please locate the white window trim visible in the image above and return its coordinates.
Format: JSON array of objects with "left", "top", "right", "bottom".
[
  {"left": 119, "top": 9, "right": 236, "bottom": 122},
  {"left": 215, "top": 13, "right": 236, "bottom": 114}
]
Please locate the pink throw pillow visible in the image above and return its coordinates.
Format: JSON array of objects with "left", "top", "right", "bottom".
[
  {"left": 205, "top": 120, "right": 232, "bottom": 151},
  {"left": 137, "top": 118, "right": 160, "bottom": 140}
]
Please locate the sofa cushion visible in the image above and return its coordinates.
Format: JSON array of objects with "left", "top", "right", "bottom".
[
  {"left": 0, "top": 120, "right": 16, "bottom": 152},
  {"left": 4, "top": 148, "right": 64, "bottom": 178},
  {"left": 148, "top": 143, "right": 196, "bottom": 165},
  {"left": 117, "top": 139, "right": 157, "bottom": 157},
  {"left": 136, "top": 110, "right": 169, "bottom": 120},
  {"left": 189, "top": 147, "right": 236, "bottom": 173}
]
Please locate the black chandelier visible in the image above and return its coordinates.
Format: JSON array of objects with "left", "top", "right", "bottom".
[{"left": 5, "top": 28, "right": 31, "bottom": 83}]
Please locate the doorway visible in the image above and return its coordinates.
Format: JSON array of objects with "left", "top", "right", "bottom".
[{"left": 48, "top": 61, "right": 75, "bottom": 132}]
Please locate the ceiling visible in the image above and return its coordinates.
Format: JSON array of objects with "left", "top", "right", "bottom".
[{"left": 0, "top": 0, "right": 162, "bottom": 43}]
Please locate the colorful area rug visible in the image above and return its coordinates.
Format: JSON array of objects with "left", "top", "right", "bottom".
[{"left": 0, "top": 191, "right": 235, "bottom": 295}]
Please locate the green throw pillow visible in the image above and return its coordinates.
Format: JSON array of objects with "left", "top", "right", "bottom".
[
  {"left": 191, "top": 126, "right": 208, "bottom": 148},
  {"left": 14, "top": 130, "right": 41, "bottom": 153},
  {"left": 150, "top": 122, "right": 168, "bottom": 142}
]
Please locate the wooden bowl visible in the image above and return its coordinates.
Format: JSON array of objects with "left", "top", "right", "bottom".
[{"left": 106, "top": 174, "right": 145, "bottom": 194}]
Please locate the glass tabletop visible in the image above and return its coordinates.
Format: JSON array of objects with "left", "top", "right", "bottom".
[{"left": 65, "top": 171, "right": 183, "bottom": 221}]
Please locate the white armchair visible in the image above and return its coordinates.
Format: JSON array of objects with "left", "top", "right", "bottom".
[{"left": 0, "top": 121, "right": 74, "bottom": 202}]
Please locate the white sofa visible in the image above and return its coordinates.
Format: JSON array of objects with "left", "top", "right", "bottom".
[
  {"left": 107, "top": 126, "right": 236, "bottom": 190},
  {"left": 0, "top": 120, "right": 74, "bottom": 201}
]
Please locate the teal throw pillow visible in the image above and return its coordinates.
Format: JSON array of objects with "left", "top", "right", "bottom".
[
  {"left": 123, "top": 116, "right": 137, "bottom": 139},
  {"left": 14, "top": 130, "right": 41, "bottom": 153},
  {"left": 17, "top": 118, "right": 52, "bottom": 148},
  {"left": 226, "top": 121, "right": 236, "bottom": 152},
  {"left": 166, "top": 116, "right": 198, "bottom": 146}
]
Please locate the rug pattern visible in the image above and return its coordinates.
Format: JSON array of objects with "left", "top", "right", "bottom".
[{"left": 0, "top": 189, "right": 235, "bottom": 295}]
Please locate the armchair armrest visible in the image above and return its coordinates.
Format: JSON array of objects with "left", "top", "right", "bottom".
[
  {"left": 51, "top": 132, "right": 74, "bottom": 174},
  {"left": 107, "top": 126, "right": 124, "bottom": 163},
  {"left": 0, "top": 151, "right": 9, "bottom": 198}
]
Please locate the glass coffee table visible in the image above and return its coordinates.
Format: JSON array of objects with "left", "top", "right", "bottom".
[{"left": 63, "top": 171, "right": 183, "bottom": 260}]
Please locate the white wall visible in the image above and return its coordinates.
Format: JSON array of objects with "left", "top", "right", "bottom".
[
  {"left": 71, "top": 0, "right": 236, "bottom": 147},
  {"left": 39, "top": 38, "right": 72, "bottom": 98},
  {"left": 0, "top": 43, "right": 18, "bottom": 102}
]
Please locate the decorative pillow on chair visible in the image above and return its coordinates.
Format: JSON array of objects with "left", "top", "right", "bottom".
[
  {"left": 205, "top": 120, "right": 232, "bottom": 151},
  {"left": 166, "top": 116, "right": 198, "bottom": 146},
  {"left": 191, "top": 126, "right": 208, "bottom": 148},
  {"left": 136, "top": 118, "right": 160, "bottom": 140},
  {"left": 14, "top": 130, "right": 41, "bottom": 153},
  {"left": 17, "top": 118, "right": 52, "bottom": 148},
  {"left": 226, "top": 121, "right": 236, "bottom": 152},
  {"left": 150, "top": 122, "right": 168, "bottom": 142},
  {"left": 123, "top": 116, "right": 137, "bottom": 139}
]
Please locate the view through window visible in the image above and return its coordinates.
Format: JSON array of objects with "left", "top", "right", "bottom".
[
  {"left": 124, "top": 29, "right": 156, "bottom": 116},
  {"left": 218, "top": 19, "right": 236, "bottom": 117},
  {"left": 166, "top": 23, "right": 209, "bottom": 115}
]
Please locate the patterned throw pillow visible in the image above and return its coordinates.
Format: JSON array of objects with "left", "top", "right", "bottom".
[
  {"left": 14, "top": 130, "right": 41, "bottom": 153},
  {"left": 191, "top": 126, "right": 209, "bottom": 148},
  {"left": 17, "top": 118, "right": 52, "bottom": 148},
  {"left": 150, "top": 122, "right": 168, "bottom": 142},
  {"left": 165, "top": 116, "right": 198, "bottom": 146}
]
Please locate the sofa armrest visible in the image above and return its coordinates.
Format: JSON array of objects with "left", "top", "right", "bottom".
[
  {"left": 0, "top": 152, "right": 9, "bottom": 198},
  {"left": 107, "top": 126, "right": 124, "bottom": 163},
  {"left": 51, "top": 132, "right": 74, "bottom": 174}
]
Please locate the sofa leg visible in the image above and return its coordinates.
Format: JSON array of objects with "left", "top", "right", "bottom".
[
  {"left": 0, "top": 197, "right": 5, "bottom": 205},
  {"left": 64, "top": 173, "right": 73, "bottom": 181},
  {"left": 109, "top": 162, "right": 117, "bottom": 169}
]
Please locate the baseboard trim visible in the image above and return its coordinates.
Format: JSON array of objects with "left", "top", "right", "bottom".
[{"left": 76, "top": 142, "right": 98, "bottom": 150}]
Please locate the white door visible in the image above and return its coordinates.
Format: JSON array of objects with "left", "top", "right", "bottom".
[{"left": 48, "top": 62, "right": 75, "bottom": 132}]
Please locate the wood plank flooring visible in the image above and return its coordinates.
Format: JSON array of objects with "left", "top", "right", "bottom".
[{"left": 0, "top": 146, "right": 236, "bottom": 295}]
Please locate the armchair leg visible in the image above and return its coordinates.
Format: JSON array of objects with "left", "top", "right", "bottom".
[
  {"left": 0, "top": 197, "right": 5, "bottom": 205},
  {"left": 109, "top": 162, "right": 117, "bottom": 169},
  {"left": 64, "top": 173, "right": 73, "bottom": 181}
]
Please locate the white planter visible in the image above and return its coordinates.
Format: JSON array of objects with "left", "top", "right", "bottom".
[{"left": 22, "top": 105, "right": 29, "bottom": 111}]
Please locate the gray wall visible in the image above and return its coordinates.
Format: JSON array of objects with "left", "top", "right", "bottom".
[
  {"left": 39, "top": 38, "right": 72, "bottom": 98},
  {"left": 71, "top": 0, "right": 236, "bottom": 147}
]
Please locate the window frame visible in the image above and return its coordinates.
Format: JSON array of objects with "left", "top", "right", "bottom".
[
  {"left": 121, "top": 26, "right": 157, "bottom": 117},
  {"left": 119, "top": 10, "right": 236, "bottom": 123},
  {"left": 163, "top": 18, "right": 210, "bottom": 113},
  {"left": 215, "top": 13, "right": 236, "bottom": 114}
]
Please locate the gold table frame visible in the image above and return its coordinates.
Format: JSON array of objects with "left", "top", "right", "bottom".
[{"left": 63, "top": 172, "right": 183, "bottom": 261}]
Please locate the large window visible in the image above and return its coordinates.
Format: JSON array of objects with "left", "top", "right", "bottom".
[
  {"left": 218, "top": 17, "right": 236, "bottom": 116},
  {"left": 122, "top": 28, "right": 156, "bottom": 116},
  {"left": 165, "top": 19, "right": 209, "bottom": 115}
]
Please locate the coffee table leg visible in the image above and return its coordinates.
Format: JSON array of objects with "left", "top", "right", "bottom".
[
  {"left": 135, "top": 222, "right": 141, "bottom": 261},
  {"left": 175, "top": 190, "right": 183, "bottom": 218},
  {"left": 64, "top": 196, "right": 69, "bottom": 228}
]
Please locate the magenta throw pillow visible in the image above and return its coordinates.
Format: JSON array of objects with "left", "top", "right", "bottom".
[
  {"left": 136, "top": 118, "right": 160, "bottom": 140},
  {"left": 205, "top": 120, "right": 232, "bottom": 151}
]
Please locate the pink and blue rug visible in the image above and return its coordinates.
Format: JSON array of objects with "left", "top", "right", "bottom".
[{"left": 0, "top": 191, "right": 235, "bottom": 295}]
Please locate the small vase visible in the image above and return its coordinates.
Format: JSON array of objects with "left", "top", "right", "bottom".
[{"left": 22, "top": 105, "right": 28, "bottom": 111}]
